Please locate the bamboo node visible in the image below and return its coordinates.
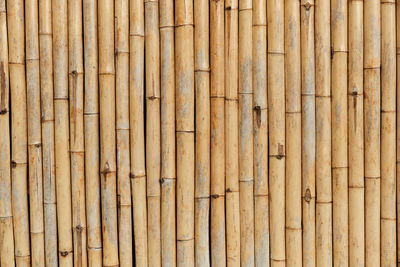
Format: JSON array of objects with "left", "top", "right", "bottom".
[
  {"left": 101, "top": 162, "right": 111, "bottom": 175},
  {"left": 60, "top": 251, "right": 70, "bottom": 257},
  {"left": 0, "top": 108, "right": 7, "bottom": 114},
  {"left": 11, "top": 161, "right": 17, "bottom": 168},
  {"left": 303, "top": 1, "right": 313, "bottom": 10},
  {"left": 304, "top": 189, "right": 312, "bottom": 202},
  {"left": 75, "top": 225, "right": 83, "bottom": 232}
]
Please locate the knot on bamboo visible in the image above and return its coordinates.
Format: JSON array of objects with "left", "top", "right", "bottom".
[
  {"left": 75, "top": 225, "right": 83, "bottom": 232},
  {"left": 60, "top": 251, "right": 70, "bottom": 257},
  {"left": 305, "top": 189, "right": 312, "bottom": 203},
  {"left": 277, "top": 144, "right": 284, "bottom": 160},
  {"left": 0, "top": 108, "right": 7, "bottom": 114},
  {"left": 101, "top": 162, "right": 111, "bottom": 176},
  {"left": 254, "top": 106, "right": 261, "bottom": 127},
  {"left": 304, "top": 1, "right": 312, "bottom": 10},
  {"left": 11, "top": 161, "right": 17, "bottom": 168}
]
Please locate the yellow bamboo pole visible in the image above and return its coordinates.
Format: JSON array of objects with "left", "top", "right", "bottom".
[
  {"left": 0, "top": 1, "right": 15, "bottom": 265},
  {"left": 160, "top": 0, "right": 176, "bottom": 265},
  {"left": 225, "top": 0, "right": 240, "bottom": 265},
  {"left": 364, "top": 0, "right": 380, "bottom": 266},
  {"left": 83, "top": 0, "right": 102, "bottom": 265},
  {"left": 397, "top": 0, "right": 400, "bottom": 263},
  {"left": 348, "top": 0, "right": 364, "bottom": 265},
  {"left": 284, "top": 0, "right": 302, "bottom": 265},
  {"left": 380, "top": 0, "right": 396, "bottom": 265}
]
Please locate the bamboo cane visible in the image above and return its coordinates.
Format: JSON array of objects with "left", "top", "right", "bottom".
[
  {"left": 397, "top": 1, "right": 400, "bottom": 263},
  {"left": 224, "top": 0, "right": 240, "bottom": 265},
  {"left": 268, "top": 0, "right": 285, "bottom": 266},
  {"left": 348, "top": 0, "right": 364, "bottom": 265},
  {"left": 193, "top": 0, "right": 210, "bottom": 266},
  {"left": 331, "top": 0, "right": 348, "bottom": 266},
  {"left": 315, "top": 0, "right": 332, "bottom": 265},
  {"left": 210, "top": 0, "right": 226, "bottom": 265},
  {"left": 83, "top": 0, "right": 102, "bottom": 265},
  {"left": 115, "top": 0, "right": 133, "bottom": 266},
  {"left": 26, "top": 0, "right": 46, "bottom": 265},
  {"left": 284, "top": 0, "right": 302, "bottom": 266},
  {"left": 364, "top": 0, "right": 380, "bottom": 266},
  {"left": 300, "top": 0, "right": 315, "bottom": 266},
  {"left": 38, "top": 0, "right": 58, "bottom": 265},
  {"left": 160, "top": 0, "right": 176, "bottom": 265},
  {"left": 380, "top": 0, "right": 396, "bottom": 265},
  {"left": 0, "top": 1, "right": 15, "bottom": 265},
  {"left": 175, "top": 1, "right": 195, "bottom": 265}
]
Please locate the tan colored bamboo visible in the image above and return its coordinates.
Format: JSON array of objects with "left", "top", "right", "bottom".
[
  {"left": 380, "top": 0, "right": 396, "bottom": 265},
  {"left": 193, "top": 0, "right": 210, "bottom": 266},
  {"left": 284, "top": 0, "right": 302, "bottom": 265},
  {"left": 160, "top": 0, "right": 176, "bottom": 265},
  {"left": 224, "top": 0, "right": 240, "bottom": 265},
  {"left": 348, "top": 0, "right": 364, "bottom": 265},
  {"left": 397, "top": 1, "right": 400, "bottom": 263},
  {"left": 38, "top": 0, "right": 58, "bottom": 265},
  {"left": 26, "top": 0, "right": 46, "bottom": 265},
  {"left": 364, "top": 0, "right": 380, "bottom": 266},
  {"left": 0, "top": 1, "right": 15, "bottom": 265},
  {"left": 83, "top": 0, "right": 102, "bottom": 265},
  {"left": 175, "top": 0, "right": 195, "bottom": 265},
  {"left": 300, "top": 0, "right": 315, "bottom": 265},
  {"left": 253, "top": 0, "right": 269, "bottom": 266},
  {"left": 210, "top": 0, "right": 226, "bottom": 265},
  {"left": 331, "top": 0, "right": 348, "bottom": 266}
]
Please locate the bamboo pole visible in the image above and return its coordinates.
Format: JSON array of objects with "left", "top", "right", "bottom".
[
  {"left": 194, "top": 0, "right": 210, "bottom": 266},
  {"left": 83, "top": 0, "right": 102, "bottom": 265},
  {"left": 364, "top": 0, "right": 380, "bottom": 266},
  {"left": 331, "top": 0, "right": 348, "bottom": 266},
  {"left": 160, "top": 0, "right": 176, "bottom": 265},
  {"left": 115, "top": 0, "right": 133, "bottom": 266},
  {"left": 0, "top": 1, "right": 15, "bottom": 265},
  {"left": 224, "top": 0, "right": 240, "bottom": 265},
  {"left": 397, "top": 1, "right": 400, "bottom": 263},
  {"left": 348, "top": 0, "right": 364, "bottom": 265},
  {"left": 175, "top": 0, "right": 195, "bottom": 265},
  {"left": 39, "top": 0, "right": 58, "bottom": 265},
  {"left": 25, "top": 0, "right": 46, "bottom": 265},
  {"left": 380, "top": 0, "right": 396, "bottom": 265},
  {"left": 300, "top": 0, "right": 315, "bottom": 265}
]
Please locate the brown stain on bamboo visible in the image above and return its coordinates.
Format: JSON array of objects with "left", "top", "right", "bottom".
[
  {"left": 71, "top": 70, "right": 78, "bottom": 142},
  {"left": 0, "top": 62, "right": 6, "bottom": 113}
]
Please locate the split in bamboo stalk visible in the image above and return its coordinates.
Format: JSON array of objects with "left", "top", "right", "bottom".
[{"left": 268, "top": 0, "right": 285, "bottom": 265}]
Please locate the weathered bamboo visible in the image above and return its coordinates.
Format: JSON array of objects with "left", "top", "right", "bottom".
[
  {"left": 300, "top": 0, "right": 315, "bottom": 265},
  {"left": 175, "top": 0, "right": 195, "bottom": 265},
  {"left": 160, "top": 0, "right": 176, "bottom": 265},
  {"left": 26, "top": 0, "right": 45, "bottom": 265},
  {"left": 364, "top": 0, "right": 380, "bottom": 266},
  {"left": 130, "top": 0, "right": 148, "bottom": 264},
  {"left": 331, "top": 0, "right": 348, "bottom": 266},
  {"left": 284, "top": 0, "right": 302, "bottom": 265},
  {"left": 397, "top": 1, "right": 400, "bottom": 263},
  {"left": 0, "top": 1, "right": 15, "bottom": 265},
  {"left": 224, "top": 0, "right": 240, "bottom": 265},
  {"left": 380, "top": 0, "right": 396, "bottom": 265}
]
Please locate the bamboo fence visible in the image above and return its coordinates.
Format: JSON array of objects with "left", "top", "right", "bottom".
[{"left": 1, "top": 0, "right": 400, "bottom": 266}]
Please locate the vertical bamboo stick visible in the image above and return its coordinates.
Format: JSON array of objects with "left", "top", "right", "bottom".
[
  {"left": 115, "top": 0, "right": 133, "bottom": 266},
  {"left": 348, "top": 0, "right": 364, "bottom": 265},
  {"left": 39, "top": 0, "right": 58, "bottom": 265},
  {"left": 0, "top": 1, "right": 15, "bottom": 265},
  {"left": 83, "top": 0, "right": 102, "bottom": 265},
  {"left": 210, "top": 0, "right": 226, "bottom": 265},
  {"left": 397, "top": 1, "right": 400, "bottom": 263},
  {"left": 268, "top": 0, "right": 285, "bottom": 266},
  {"left": 175, "top": 0, "right": 195, "bottom": 265},
  {"left": 364, "top": 0, "right": 380, "bottom": 266},
  {"left": 225, "top": 0, "right": 240, "bottom": 265},
  {"left": 160, "top": 0, "right": 176, "bottom": 265},
  {"left": 194, "top": 0, "right": 210, "bottom": 266},
  {"left": 300, "top": 0, "right": 315, "bottom": 265},
  {"left": 331, "top": 0, "right": 348, "bottom": 266},
  {"left": 26, "top": 0, "right": 45, "bottom": 265},
  {"left": 7, "top": 0, "right": 32, "bottom": 265},
  {"left": 284, "top": 0, "right": 302, "bottom": 265},
  {"left": 253, "top": 0, "right": 269, "bottom": 266},
  {"left": 380, "top": 0, "right": 396, "bottom": 265}
]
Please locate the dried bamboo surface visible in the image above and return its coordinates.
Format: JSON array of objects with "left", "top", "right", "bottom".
[{"left": 0, "top": 1, "right": 399, "bottom": 266}]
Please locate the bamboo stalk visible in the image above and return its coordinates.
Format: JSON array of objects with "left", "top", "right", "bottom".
[
  {"left": 83, "top": 0, "right": 102, "bottom": 265},
  {"left": 284, "top": 0, "right": 302, "bottom": 265},
  {"left": 268, "top": 0, "right": 285, "bottom": 265},
  {"left": 331, "top": 0, "right": 348, "bottom": 266},
  {"left": 348, "top": 0, "right": 364, "bottom": 265},
  {"left": 175, "top": 0, "right": 195, "bottom": 265},
  {"left": 160, "top": 0, "right": 176, "bottom": 265},
  {"left": 380, "top": 0, "right": 396, "bottom": 265},
  {"left": 397, "top": 1, "right": 400, "bottom": 263},
  {"left": 224, "top": 0, "right": 240, "bottom": 265},
  {"left": 300, "top": 0, "right": 315, "bottom": 265},
  {"left": 364, "top": 0, "right": 380, "bottom": 266}
]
